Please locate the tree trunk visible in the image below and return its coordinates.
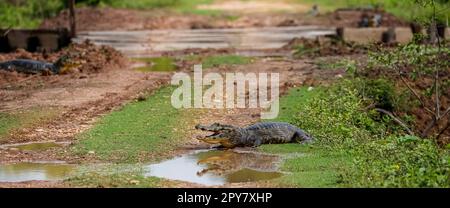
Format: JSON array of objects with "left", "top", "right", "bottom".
[{"left": 68, "top": 0, "right": 76, "bottom": 38}]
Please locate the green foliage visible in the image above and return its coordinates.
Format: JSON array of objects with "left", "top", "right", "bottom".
[
  {"left": 368, "top": 43, "right": 450, "bottom": 77},
  {"left": 263, "top": 81, "right": 449, "bottom": 187},
  {"left": 347, "top": 136, "right": 450, "bottom": 187},
  {"left": 297, "top": 0, "right": 450, "bottom": 22},
  {"left": 0, "top": 0, "right": 64, "bottom": 28},
  {"left": 354, "top": 78, "right": 402, "bottom": 111},
  {"left": 292, "top": 81, "right": 383, "bottom": 149}
]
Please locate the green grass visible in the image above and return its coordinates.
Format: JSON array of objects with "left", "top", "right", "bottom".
[
  {"left": 73, "top": 86, "right": 199, "bottom": 163},
  {"left": 267, "top": 87, "right": 319, "bottom": 123},
  {"left": 132, "top": 57, "right": 176, "bottom": 72},
  {"left": 65, "top": 163, "right": 164, "bottom": 187},
  {"left": 67, "top": 172, "right": 163, "bottom": 187},
  {"left": 261, "top": 144, "right": 351, "bottom": 187},
  {"left": 202, "top": 55, "right": 253, "bottom": 69},
  {"left": 0, "top": 108, "right": 60, "bottom": 142}
]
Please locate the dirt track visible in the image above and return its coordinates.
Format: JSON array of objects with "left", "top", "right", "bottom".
[
  {"left": 0, "top": 1, "right": 399, "bottom": 187},
  {"left": 40, "top": 5, "right": 407, "bottom": 31}
]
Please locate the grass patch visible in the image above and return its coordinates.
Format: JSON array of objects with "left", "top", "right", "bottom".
[
  {"left": 278, "top": 150, "right": 351, "bottom": 187},
  {"left": 67, "top": 172, "right": 162, "bottom": 187},
  {"left": 202, "top": 55, "right": 253, "bottom": 69},
  {"left": 267, "top": 87, "right": 319, "bottom": 123},
  {"left": 66, "top": 164, "right": 163, "bottom": 187},
  {"left": 132, "top": 57, "right": 176, "bottom": 72},
  {"left": 0, "top": 108, "right": 60, "bottom": 142},
  {"left": 73, "top": 86, "right": 200, "bottom": 163}
]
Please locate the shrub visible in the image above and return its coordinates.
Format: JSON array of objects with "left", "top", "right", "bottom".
[
  {"left": 292, "top": 80, "right": 384, "bottom": 149},
  {"left": 347, "top": 136, "right": 450, "bottom": 187},
  {"left": 291, "top": 80, "right": 449, "bottom": 187}
]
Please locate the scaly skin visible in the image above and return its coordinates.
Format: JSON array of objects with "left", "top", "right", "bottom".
[
  {"left": 195, "top": 122, "right": 313, "bottom": 148},
  {"left": 0, "top": 56, "right": 69, "bottom": 75}
]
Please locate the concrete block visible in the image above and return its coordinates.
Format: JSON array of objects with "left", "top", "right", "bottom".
[
  {"left": 339, "top": 27, "right": 387, "bottom": 44},
  {"left": 394, "top": 27, "right": 413, "bottom": 44},
  {"left": 338, "top": 27, "right": 413, "bottom": 44}
]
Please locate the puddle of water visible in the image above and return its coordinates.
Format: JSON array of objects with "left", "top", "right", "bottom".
[
  {"left": 132, "top": 57, "right": 176, "bottom": 72},
  {"left": 0, "top": 162, "right": 75, "bottom": 182},
  {"left": 144, "top": 150, "right": 282, "bottom": 186},
  {"left": 1, "top": 141, "right": 64, "bottom": 151}
]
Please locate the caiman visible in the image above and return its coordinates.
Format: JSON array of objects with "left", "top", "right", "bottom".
[
  {"left": 0, "top": 55, "right": 69, "bottom": 75},
  {"left": 195, "top": 122, "right": 313, "bottom": 148}
]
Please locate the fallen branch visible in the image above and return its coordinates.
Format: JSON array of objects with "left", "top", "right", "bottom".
[
  {"left": 374, "top": 108, "right": 415, "bottom": 136},
  {"left": 2, "top": 26, "right": 12, "bottom": 37},
  {"left": 398, "top": 74, "right": 436, "bottom": 116}
]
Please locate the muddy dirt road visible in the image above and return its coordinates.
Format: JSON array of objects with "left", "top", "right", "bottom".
[{"left": 1, "top": 3, "right": 345, "bottom": 187}]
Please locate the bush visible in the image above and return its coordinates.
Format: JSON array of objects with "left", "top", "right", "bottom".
[
  {"left": 292, "top": 80, "right": 384, "bottom": 149},
  {"left": 0, "top": 0, "right": 64, "bottom": 28},
  {"left": 291, "top": 80, "right": 450, "bottom": 187},
  {"left": 348, "top": 136, "right": 450, "bottom": 187}
]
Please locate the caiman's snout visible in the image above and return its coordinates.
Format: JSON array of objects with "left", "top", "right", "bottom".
[
  {"left": 195, "top": 123, "right": 236, "bottom": 148},
  {"left": 195, "top": 124, "right": 210, "bottom": 131}
]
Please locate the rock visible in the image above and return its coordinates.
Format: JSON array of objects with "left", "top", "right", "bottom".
[
  {"left": 130, "top": 180, "right": 140, "bottom": 185},
  {"left": 9, "top": 147, "right": 20, "bottom": 152}
]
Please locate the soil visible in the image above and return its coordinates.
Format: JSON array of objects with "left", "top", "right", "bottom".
[
  {"left": 282, "top": 37, "right": 371, "bottom": 57},
  {"left": 40, "top": 7, "right": 408, "bottom": 31}
]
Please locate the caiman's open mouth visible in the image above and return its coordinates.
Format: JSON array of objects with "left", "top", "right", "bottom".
[{"left": 195, "top": 124, "right": 235, "bottom": 148}]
